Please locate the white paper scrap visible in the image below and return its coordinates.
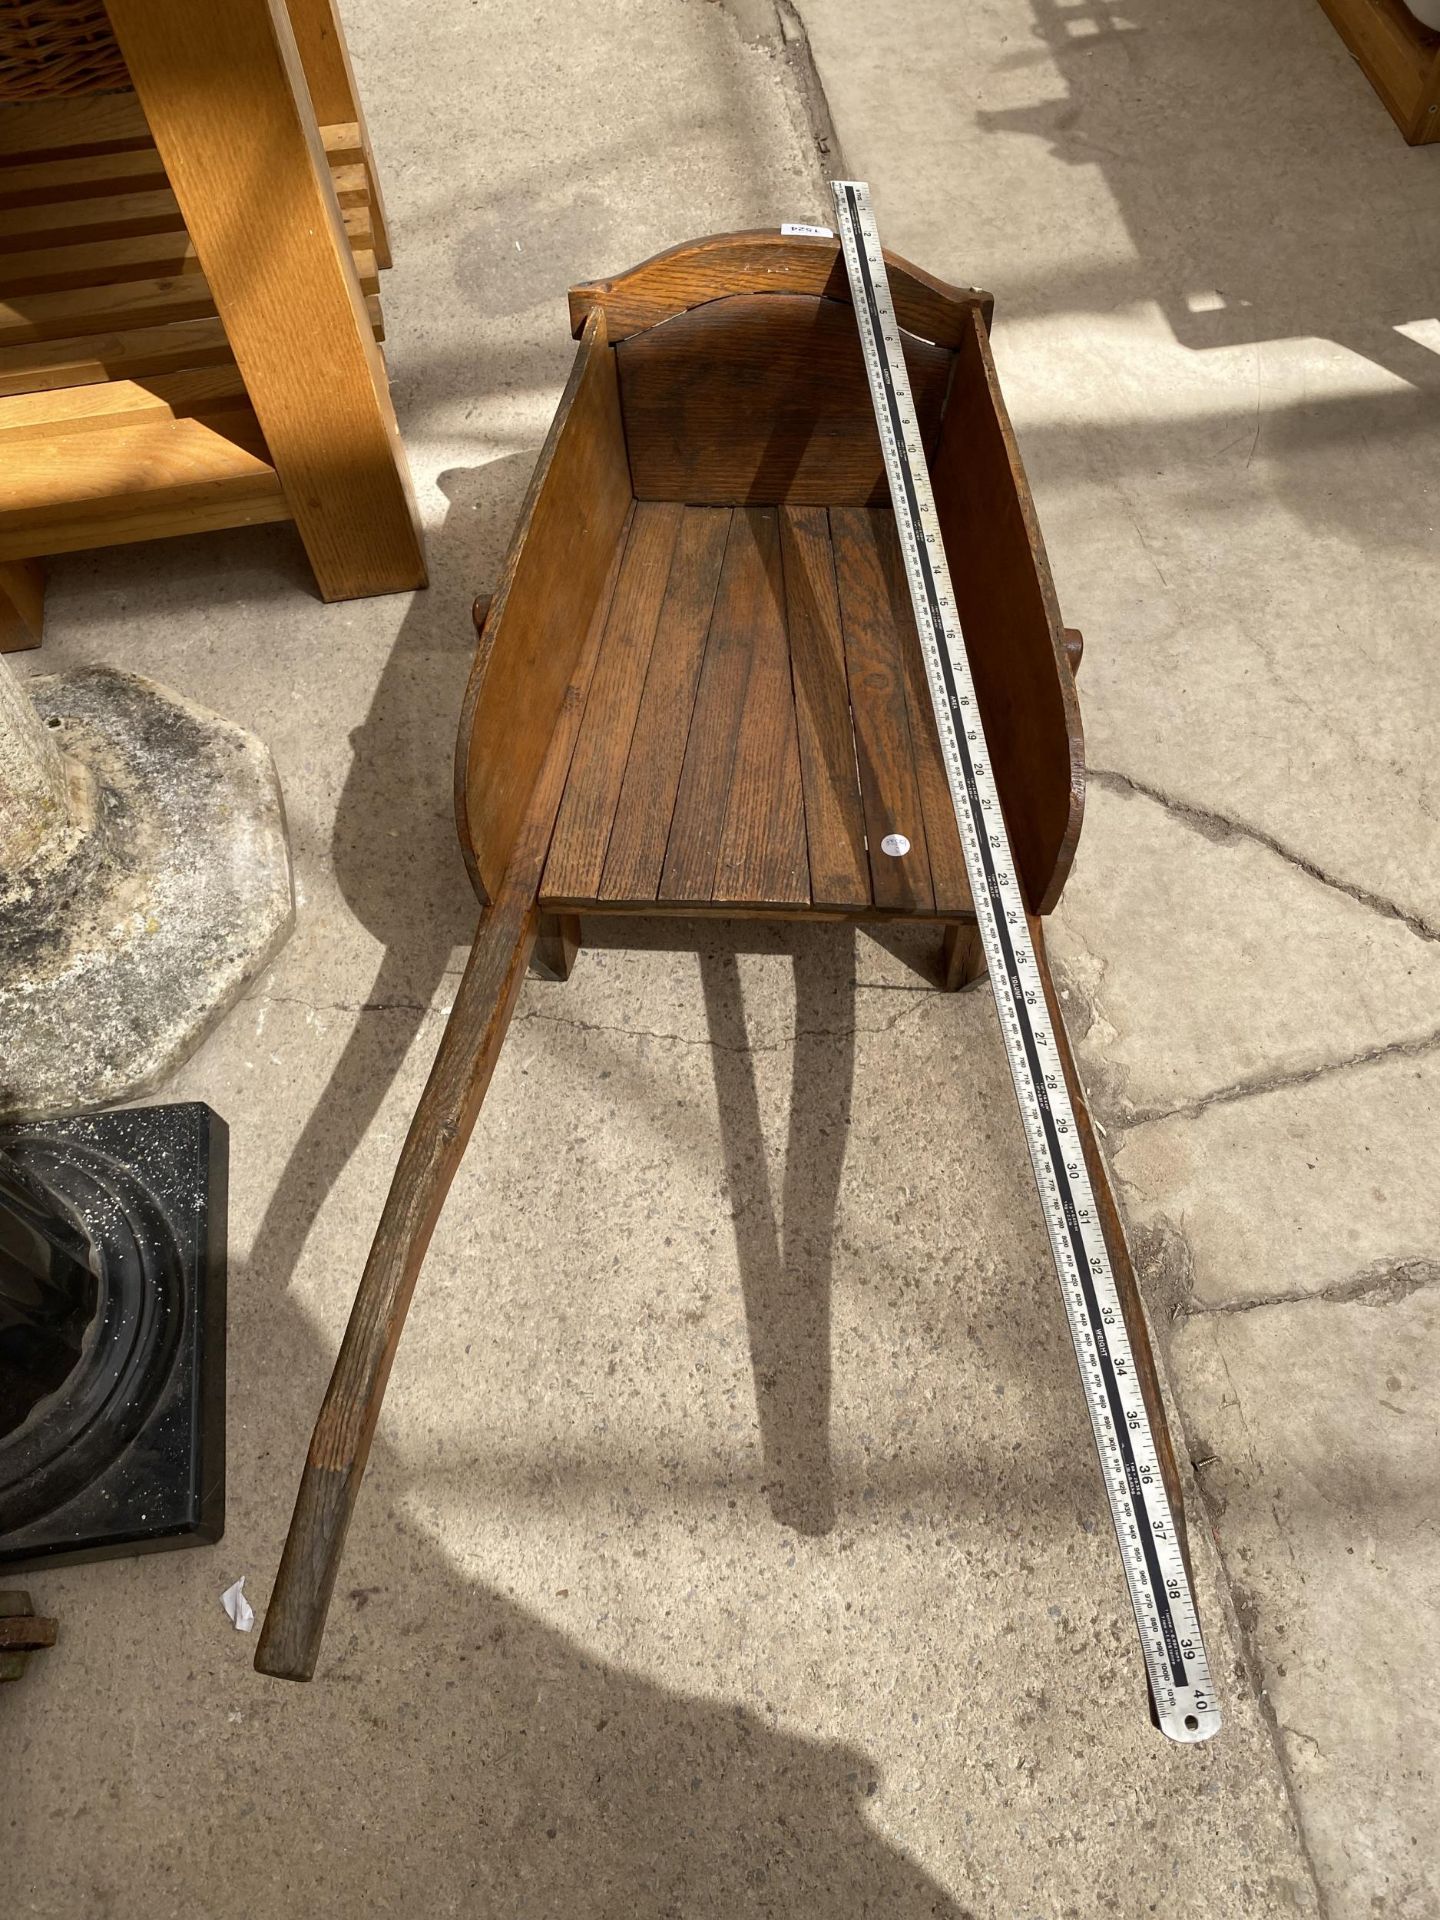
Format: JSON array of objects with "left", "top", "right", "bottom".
[
  {"left": 780, "top": 223, "right": 833, "bottom": 238},
  {"left": 221, "top": 1577, "right": 255, "bottom": 1633}
]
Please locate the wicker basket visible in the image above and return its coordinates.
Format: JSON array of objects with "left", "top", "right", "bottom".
[{"left": 0, "top": 0, "right": 130, "bottom": 100}]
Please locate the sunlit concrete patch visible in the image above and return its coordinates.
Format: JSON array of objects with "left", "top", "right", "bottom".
[
  {"left": 1175, "top": 1289, "right": 1440, "bottom": 1920},
  {"left": 1048, "top": 781, "right": 1440, "bottom": 1123},
  {"left": 1114, "top": 1047, "right": 1440, "bottom": 1309}
]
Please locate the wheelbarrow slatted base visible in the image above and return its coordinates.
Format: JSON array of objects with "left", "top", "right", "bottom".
[{"left": 542, "top": 503, "right": 973, "bottom": 920}]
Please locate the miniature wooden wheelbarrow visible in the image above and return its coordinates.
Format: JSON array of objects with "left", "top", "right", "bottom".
[{"left": 256, "top": 232, "right": 1185, "bottom": 1680}]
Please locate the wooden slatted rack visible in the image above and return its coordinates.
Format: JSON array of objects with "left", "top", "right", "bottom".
[{"left": 0, "top": 0, "right": 425, "bottom": 651}]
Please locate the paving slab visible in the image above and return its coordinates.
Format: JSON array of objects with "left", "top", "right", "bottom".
[
  {"left": 1115, "top": 1049, "right": 1440, "bottom": 1310},
  {"left": 792, "top": 0, "right": 1440, "bottom": 1910},
  {"left": 1046, "top": 779, "right": 1440, "bottom": 1123},
  {"left": 1175, "top": 1291, "right": 1440, "bottom": 1920}
]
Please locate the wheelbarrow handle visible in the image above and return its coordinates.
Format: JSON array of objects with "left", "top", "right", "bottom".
[{"left": 255, "top": 890, "right": 536, "bottom": 1680}]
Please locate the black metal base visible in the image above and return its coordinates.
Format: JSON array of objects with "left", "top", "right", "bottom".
[{"left": 0, "top": 1103, "right": 227, "bottom": 1569}]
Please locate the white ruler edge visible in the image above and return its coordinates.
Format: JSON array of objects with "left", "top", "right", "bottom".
[{"left": 830, "top": 180, "right": 1220, "bottom": 1745}]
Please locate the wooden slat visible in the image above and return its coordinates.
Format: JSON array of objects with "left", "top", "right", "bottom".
[
  {"left": 831, "top": 505, "right": 934, "bottom": 913},
  {"left": 598, "top": 506, "right": 732, "bottom": 902},
  {"left": 0, "top": 186, "right": 373, "bottom": 254},
  {"left": 0, "top": 316, "right": 234, "bottom": 397},
  {"left": 0, "top": 230, "right": 206, "bottom": 296},
  {"left": 617, "top": 293, "right": 951, "bottom": 506},
  {"left": 712, "top": 509, "right": 809, "bottom": 907},
  {"left": 0, "top": 186, "right": 184, "bottom": 250},
  {"left": 0, "top": 296, "right": 382, "bottom": 400},
  {"left": 0, "top": 271, "right": 216, "bottom": 346},
  {"left": 0, "top": 93, "right": 151, "bottom": 164},
  {"left": 0, "top": 249, "right": 379, "bottom": 349},
  {"left": 571, "top": 230, "right": 992, "bottom": 347},
  {"left": 138, "top": 363, "right": 251, "bottom": 413},
  {"left": 0, "top": 147, "right": 169, "bottom": 210},
  {"left": 779, "top": 506, "right": 870, "bottom": 909},
  {"left": 0, "top": 379, "right": 174, "bottom": 440},
  {"left": 0, "top": 413, "right": 287, "bottom": 561},
  {"left": 287, "top": 0, "right": 393, "bottom": 266},
  {"left": 0, "top": 144, "right": 365, "bottom": 214},
  {"left": 330, "top": 161, "right": 371, "bottom": 208},
  {"left": 660, "top": 508, "right": 773, "bottom": 901},
  {"left": 881, "top": 510, "right": 972, "bottom": 914},
  {"left": 319, "top": 120, "right": 364, "bottom": 167},
  {"left": 542, "top": 502, "right": 685, "bottom": 901}
]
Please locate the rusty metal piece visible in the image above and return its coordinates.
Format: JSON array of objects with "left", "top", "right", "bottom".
[{"left": 0, "top": 1590, "right": 57, "bottom": 1681}]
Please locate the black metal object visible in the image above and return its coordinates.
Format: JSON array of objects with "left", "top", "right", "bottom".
[{"left": 0, "top": 1103, "right": 226, "bottom": 1568}]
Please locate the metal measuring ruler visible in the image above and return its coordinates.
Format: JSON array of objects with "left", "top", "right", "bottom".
[{"left": 832, "top": 179, "right": 1220, "bottom": 1744}]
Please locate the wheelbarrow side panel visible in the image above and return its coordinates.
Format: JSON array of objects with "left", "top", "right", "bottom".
[
  {"left": 455, "top": 306, "right": 633, "bottom": 905},
  {"left": 932, "top": 306, "right": 1085, "bottom": 915}
]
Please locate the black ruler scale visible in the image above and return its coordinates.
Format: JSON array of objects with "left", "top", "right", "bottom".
[{"left": 832, "top": 180, "right": 1220, "bottom": 1744}]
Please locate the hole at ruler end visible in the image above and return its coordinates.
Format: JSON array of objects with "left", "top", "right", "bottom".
[{"left": 1184, "top": 1714, "right": 1199, "bottom": 1732}]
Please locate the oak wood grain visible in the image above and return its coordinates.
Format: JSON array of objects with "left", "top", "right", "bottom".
[
  {"left": 931, "top": 308, "right": 1083, "bottom": 915},
  {"left": 256, "top": 539, "right": 612, "bottom": 1683},
  {"left": 570, "top": 230, "right": 992, "bottom": 346},
  {"left": 455, "top": 310, "right": 633, "bottom": 904},
  {"left": 543, "top": 501, "right": 685, "bottom": 901},
  {"left": 659, "top": 507, "right": 774, "bottom": 901},
  {"left": 831, "top": 505, "right": 934, "bottom": 913},
  {"left": 779, "top": 507, "right": 869, "bottom": 910},
  {"left": 0, "top": 411, "right": 286, "bottom": 561},
  {"left": 597, "top": 505, "right": 732, "bottom": 902},
  {"left": 105, "top": 0, "right": 423, "bottom": 600},
  {"left": 1029, "top": 917, "right": 1189, "bottom": 1556},
  {"left": 617, "top": 293, "right": 949, "bottom": 507},
  {"left": 712, "top": 508, "right": 810, "bottom": 908}
]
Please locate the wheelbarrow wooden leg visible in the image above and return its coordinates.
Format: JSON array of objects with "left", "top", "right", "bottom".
[
  {"left": 941, "top": 919, "right": 987, "bottom": 992},
  {"left": 255, "top": 888, "right": 537, "bottom": 1680},
  {"left": 531, "top": 911, "right": 580, "bottom": 982}
]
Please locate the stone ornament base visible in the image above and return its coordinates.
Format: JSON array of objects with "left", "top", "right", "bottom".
[{"left": 0, "top": 667, "right": 293, "bottom": 1121}]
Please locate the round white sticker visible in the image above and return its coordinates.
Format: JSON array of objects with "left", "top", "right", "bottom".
[{"left": 880, "top": 833, "right": 910, "bottom": 857}]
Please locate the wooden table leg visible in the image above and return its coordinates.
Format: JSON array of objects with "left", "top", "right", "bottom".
[
  {"left": 0, "top": 560, "right": 44, "bottom": 653},
  {"left": 106, "top": 0, "right": 425, "bottom": 603}
]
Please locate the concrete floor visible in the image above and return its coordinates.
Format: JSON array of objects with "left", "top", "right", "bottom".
[{"left": 3, "top": 1, "right": 1433, "bottom": 1915}]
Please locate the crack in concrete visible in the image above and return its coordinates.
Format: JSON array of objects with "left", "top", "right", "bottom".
[
  {"left": 252, "top": 991, "right": 434, "bottom": 1016},
  {"left": 703, "top": 0, "right": 847, "bottom": 174},
  {"left": 1124, "top": 1026, "right": 1440, "bottom": 1128},
  {"left": 512, "top": 991, "right": 933, "bottom": 1056},
  {"left": 1185, "top": 1257, "right": 1440, "bottom": 1319},
  {"left": 1090, "top": 767, "right": 1440, "bottom": 944},
  {"left": 772, "top": 0, "right": 847, "bottom": 174},
  {"left": 253, "top": 976, "right": 942, "bottom": 1027}
]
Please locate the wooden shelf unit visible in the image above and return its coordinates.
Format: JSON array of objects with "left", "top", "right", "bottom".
[
  {"left": 0, "top": 0, "right": 425, "bottom": 651},
  {"left": 1316, "top": 0, "right": 1440, "bottom": 143}
]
